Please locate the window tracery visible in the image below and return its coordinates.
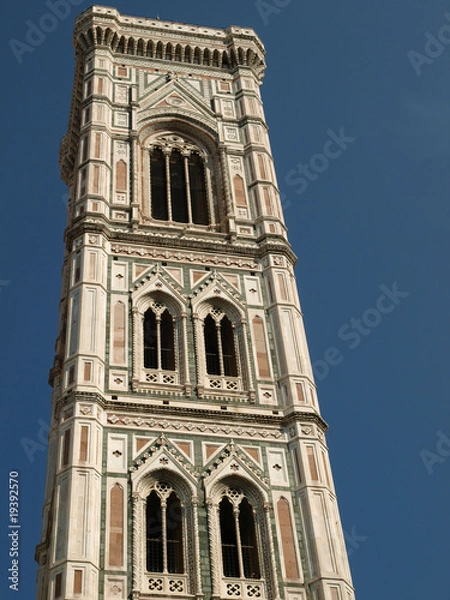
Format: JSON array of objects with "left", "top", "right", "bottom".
[{"left": 149, "top": 135, "right": 210, "bottom": 225}]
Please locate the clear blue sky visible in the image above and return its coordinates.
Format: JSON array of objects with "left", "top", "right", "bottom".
[{"left": 1, "top": 1, "right": 449, "bottom": 598}]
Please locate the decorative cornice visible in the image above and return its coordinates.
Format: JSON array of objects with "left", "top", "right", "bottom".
[
  {"left": 55, "top": 391, "right": 328, "bottom": 433},
  {"left": 64, "top": 220, "right": 297, "bottom": 264}
]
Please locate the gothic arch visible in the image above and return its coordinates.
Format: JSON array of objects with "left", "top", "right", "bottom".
[
  {"left": 132, "top": 467, "right": 201, "bottom": 597},
  {"left": 192, "top": 288, "right": 254, "bottom": 400},
  {"left": 138, "top": 120, "right": 224, "bottom": 229},
  {"left": 205, "top": 473, "right": 276, "bottom": 600},
  {"left": 132, "top": 282, "right": 190, "bottom": 394}
]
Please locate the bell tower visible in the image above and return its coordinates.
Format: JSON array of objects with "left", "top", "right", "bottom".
[{"left": 36, "top": 6, "right": 356, "bottom": 600}]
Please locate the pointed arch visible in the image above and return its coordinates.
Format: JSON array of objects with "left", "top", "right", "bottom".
[
  {"left": 165, "top": 42, "right": 173, "bottom": 60},
  {"left": 117, "top": 35, "right": 126, "bottom": 53},
  {"left": 205, "top": 474, "right": 272, "bottom": 598},
  {"left": 146, "top": 39, "right": 154, "bottom": 57},
  {"left": 137, "top": 38, "right": 145, "bottom": 56},
  {"left": 127, "top": 37, "right": 136, "bottom": 55},
  {"left": 132, "top": 467, "right": 199, "bottom": 596},
  {"left": 133, "top": 284, "right": 188, "bottom": 391},
  {"left": 104, "top": 27, "right": 114, "bottom": 46},
  {"left": 222, "top": 50, "right": 230, "bottom": 69},
  {"left": 111, "top": 32, "right": 119, "bottom": 51}
]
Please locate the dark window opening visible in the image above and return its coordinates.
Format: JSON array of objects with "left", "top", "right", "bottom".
[
  {"left": 166, "top": 492, "right": 184, "bottom": 573},
  {"left": 204, "top": 313, "right": 238, "bottom": 377},
  {"left": 161, "top": 310, "right": 175, "bottom": 370},
  {"left": 219, "top": 495, "right": 261, "bottom": 580},
  {"left": 151, "top": 148, "right": 168, "bottom": 220},
  {"left": 170, "top": 150, "right": 189, "bottom": 223},
  {"left": 146, "top": 488, "right": 184, "bottom": 574},
  {"left": 144, "top": 309, "right": 157, "bottom": 369},
  {"left": 239, "top": 499, "right": 260, "bottom": 579},
  {"left": 205, "top": 315, "right": 220, "bottom": 375},
  {"left": 220, "top": 316, "right": 237, "bottom": 377},
  {"left": 189, "top": 153, "right": 208, "bottom": 225},
  {"left": 149, "top": 145, "right": 210, "bottom": 226},
  {"left": 146, "top": 491, "right": 163, "bottom": 572},
  {"left": 144, "top": 308, "right": 175, "bottom": 371},
  {"left": 220, "top": 497, "right": 239, "bottom": 578}
]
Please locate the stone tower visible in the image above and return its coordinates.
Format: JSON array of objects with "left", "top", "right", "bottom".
[{"left": 36, "top": 6, "right": 355, "bottom": 600}]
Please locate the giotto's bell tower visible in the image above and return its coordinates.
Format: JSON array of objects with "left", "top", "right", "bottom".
[{"left": 36, "top": 6, "right": 355, "bottom": 600}]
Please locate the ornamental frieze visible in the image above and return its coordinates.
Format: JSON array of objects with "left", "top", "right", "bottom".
[{"left": 106, "top": 413, "right": 284, "bottom": 440}]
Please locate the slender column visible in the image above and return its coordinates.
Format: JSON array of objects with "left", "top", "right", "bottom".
[
  {"left": 240, "top": 319, "right": 255, "bottom": 400},
  {"left": 132, "top": 308, "right": 141, "bottom": 390},
  {"left": 234, "top": 506, "right": 245, "bottom": 578},
  {"left": 181, "top": 313, "right": 191, "bottom": 387},
  {"left": 216, "top": 321, "right": 224, "bottom": 376},
  {"left": 220, "top": 147, "right": 233, "bottom": 217},
  {"left": 164, "top": 150, "right": 172, "bottom": 221},
  {"left": 205, "top": 157, "right": 216, "bottom": 227},
  {"left": 193, "top": 315, "right": 205, "bottom": 396},
  {"left": 264, "top": 503, "right": 281, "bottom": 600},
  {"left": 144, "top": 148, "right": 150, "bottom": 217},
  {"left": 206, "top": 500, "right": 221, "bottom": 600},
  {"left": 161, "top": 500, "right": 168, "bottom": 573},
  {"left": 156, "top": 316, "right": 162, "bottom": 371},
  {"left": 132, "top": 493, "right": 145, "bottom": 594},
  {"left": 191, "top": 499, "right": 203, "bottom": 598},
  {"left": 183, "top": 153, "right": 193, "bottom": 224},
  {"left": 131, "top": 135, "right": 139, "bottom": 225}
]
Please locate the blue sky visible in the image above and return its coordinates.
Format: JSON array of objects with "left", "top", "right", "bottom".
[{"left": 1, "top": 1, "right": 450, "bottom": 598}]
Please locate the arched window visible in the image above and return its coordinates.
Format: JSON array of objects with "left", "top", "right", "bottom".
[
  {"left": 150, "top": 148, "right": 168, "bottom": 220},
  {"left": 189, "top": 153, "right": 208, "bottom": 225},
  {"left": 204, "top": 313, "right": 238, "bottom": 377},
  {"left": 170, "top": 149, "right": 188, "bottom": 222},
  {"left": 150, "top": 144, "right": 209, "bottom": 225},
  {"left": 146, "top": 483, "right": 184, "bottom": 574},
  {"left": 144, "top": 307, "right": 175, "bottom": 371},
  {"left": 219, "top": 489, "right": 261, "bottom": 579}
]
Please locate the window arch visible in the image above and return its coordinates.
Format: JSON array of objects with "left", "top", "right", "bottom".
[
  {"left": 148, "top": 136, "right": 210, "bottom": 226},
  {"left": 143, "top": 305, "right": 175, "bottom": 371},
  {"left": 193, "top": 298, "right": 255, "bottom": 398},
  {"left": 205, "top": 478, "right": 272, "bottom": 599},
  {"left": 132, "top": 470, "right": 201, "bottom": 597},
  {"left": 219, "top": 494, "right": 260, "bottom": 579},
  {"left": 204, "top": 312, "right": 238, "bottom": 377},
  {"left": 146, "top": 483, "right": 184, "bottom": 574},
  {"left": 132, "top": 291, "right": 189, "bottom": 392}
]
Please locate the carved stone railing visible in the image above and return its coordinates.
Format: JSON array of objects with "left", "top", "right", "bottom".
[{"left": 221, "top": 579, "right": 265, "bottom": 599}]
